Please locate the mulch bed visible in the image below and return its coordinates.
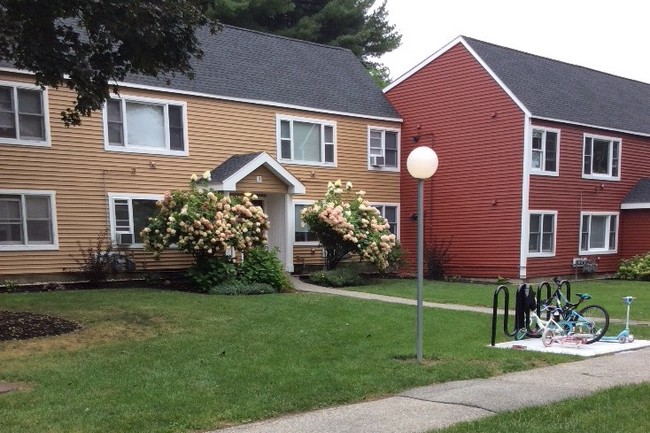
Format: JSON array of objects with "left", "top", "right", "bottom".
[{"left": 0, "top": 311, "right": 82, "bottom": 341}]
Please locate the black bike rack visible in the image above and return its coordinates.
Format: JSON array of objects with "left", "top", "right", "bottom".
[
  {"left": 490, "top": 283, "right": 533, "bottom": 346},
  {"left": 491, "top": 279, "right": 575, "bottom": 346}
]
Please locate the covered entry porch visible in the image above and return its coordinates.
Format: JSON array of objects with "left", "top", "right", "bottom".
[{"left": 209, "top": 152, "right": 306, "bottom": 272}]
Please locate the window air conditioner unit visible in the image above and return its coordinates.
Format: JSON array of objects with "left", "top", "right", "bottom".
[
  {"left": 116, "top": 233, "right": 133, "bottom": 245},
  {"left": 370, "top": 155, "right": 385, "bottom": 167}
]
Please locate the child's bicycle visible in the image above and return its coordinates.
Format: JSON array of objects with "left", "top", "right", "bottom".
[
  {"left": 540, "top": 305, "right": 597, "bottom": 346},
  {"left": 526, "top": 278, "right": 610, "bottom": 344}
]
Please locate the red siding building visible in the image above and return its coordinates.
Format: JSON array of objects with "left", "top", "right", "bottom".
[{"left": 385, "top": 37, "right": 650, "bottom": 280}]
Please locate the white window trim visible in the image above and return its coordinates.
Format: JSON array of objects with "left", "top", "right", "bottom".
[
  {"left": 367, "top": 126, "right": 400, "bottom": 172},
  {"left": 582, "top": 133, "right": 621, "bottom": 181},
  {"left": 527, "top": 210, "right": 557, "bottom": 257},
  {"left": 276, "top": 114, "right": 337, "bottom": 167},
  {"left": 0, "top": 189, "right": 58, "bottom": 251},
  {"left": 108, "top": 193, "right": 162, "bottom": 249},
  {"left": 0, "top": 80, "right": 51, "bottom": 147},
  {"left": 530, "top": 126, "right": 560, "bottom": 177},
  {"left": 292, "top": 200, "right": 319, "bottom": 246},
  {"left": 372, "top": 202, "right": 400, "bottom": 240},
  {"left": 579, "top": 211, "right": 619, "bottom": 255},
  {"left": 103, "top": 94, "right": 188, "bottom": 157}
]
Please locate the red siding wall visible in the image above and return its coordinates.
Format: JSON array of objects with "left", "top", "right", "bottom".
[
  {"left": 620, "top": 210, "right": 650, "bottom": 258},
  {"left": 527, "top": 120, "right": 650, "bottom": 277},
  {"left": 386, "top": 43, "right": 526, "bottom": 279}
]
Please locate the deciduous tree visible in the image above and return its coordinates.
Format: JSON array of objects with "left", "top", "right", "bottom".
[{"left": 0, "top": 0, "right": 220, "bottom": 125}]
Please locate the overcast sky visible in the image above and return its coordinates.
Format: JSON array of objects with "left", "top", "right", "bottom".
[{"left": 381, "top": 0, "right": 650, "bottom": 84}]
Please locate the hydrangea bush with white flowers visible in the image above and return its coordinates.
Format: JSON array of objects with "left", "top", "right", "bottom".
[
  {"left": 141, "top": 171, "right": 269, "bottom": 264},
  {"left": 300, "top": 180, "right": 397, "bottom": 271}
]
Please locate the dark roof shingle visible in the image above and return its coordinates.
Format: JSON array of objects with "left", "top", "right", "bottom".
[
  {"left": 0, "top": 25, "right": 399, "bottom": 120},
  {"left": 623, "top": 178, "right": 650, "bottom": 204},
  {"left": 463, "top": 37, "right": 650, "bottom": 136},
  {"left": 209, "top": 152, "right": 262, "bottom": 182},
  {"left": 124, "top": 26, "right": 399, "bottom": 120}
]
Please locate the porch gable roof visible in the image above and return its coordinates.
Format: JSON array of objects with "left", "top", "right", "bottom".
[
  {"left": 622, "top": 178, "right": 650, "bottom": 209},
  {"left": 209, "top": 152, "right": 306, "bottom": 194}
]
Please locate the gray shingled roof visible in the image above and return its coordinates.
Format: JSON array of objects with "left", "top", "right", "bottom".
[
  {"left": 0, "top": 25, "right": 399, "bottom": 120},
  {"left": 623, "top": 178, "right": 650, "bottom": 204},
  {"left": 125, "top": 26, "right": 399, "bottom": 120},
  {"left": 209, "top": 152, "right": 262, "bottom": 182},
  {"left": 463, "top": 37, "right": 650, "bottom": 136}
]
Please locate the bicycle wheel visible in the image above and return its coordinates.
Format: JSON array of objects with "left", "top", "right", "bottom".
[
  {"left": 542, "top": 328, "right": 555, "bottom": 347},
  {"left": 576, "top": 305, "right": 609, "bottom": 344},
  {"left": 524, "top": 312, "right": 544, "bottom": 338}
]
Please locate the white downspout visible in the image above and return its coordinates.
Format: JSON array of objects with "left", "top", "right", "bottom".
[
  {"left": 519, "top": 116, "right": 532, "bottom": 279},
  {"left": 285, "top": 194, "right": 294, "bottom": 273}
]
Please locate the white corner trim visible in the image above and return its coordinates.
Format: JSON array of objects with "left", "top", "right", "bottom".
[{"left": 519, "top": 115, "right": 533, "bottom": 279}]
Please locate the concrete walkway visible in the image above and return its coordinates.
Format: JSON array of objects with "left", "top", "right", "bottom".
[
  {"left": 206, "top": 277, "right": 650, "bottom": 433},
  {"left": 211, "top": 348, "right": 650, "bottom": 433},
  {"left": 291, "top": 277, "right": 494, "bottom": 314}
]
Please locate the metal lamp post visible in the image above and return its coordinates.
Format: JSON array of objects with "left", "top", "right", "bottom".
[{"left": 406, "top": 146, "right": 439, "bottom": 361}]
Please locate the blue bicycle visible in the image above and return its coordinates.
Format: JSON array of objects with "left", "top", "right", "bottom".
[{"left": 530, "top": 278, "right": 610, "bottom": 344}]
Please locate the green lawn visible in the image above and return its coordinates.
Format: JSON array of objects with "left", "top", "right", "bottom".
[
  {"left": 348, "top": 278, "right": 650, "bottom": 321},
  {"left": 435, "top": 383, "right": 650, "bottom": 433},
  {"left": 1, "top": 288, "right": 569, "bottom": 433},
  {"left": 1, "top": 281, "right": 649, "bottom": 433}
]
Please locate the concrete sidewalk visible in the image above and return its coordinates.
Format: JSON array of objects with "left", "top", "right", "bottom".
[
  {"left": 207, "top": 278, "right": 650, "bottom": 433},
  {"left": 212, "top": 348, "right": 650, "bottom": 433},
  {"left": 290, "top": 277, "right": 494, "bottom": 314}
]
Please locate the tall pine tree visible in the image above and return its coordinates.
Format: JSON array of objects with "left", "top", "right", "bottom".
[{"left": 211, "top": 0, "right": 401, "bottom": 87}]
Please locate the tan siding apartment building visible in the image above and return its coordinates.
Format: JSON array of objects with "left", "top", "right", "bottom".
[{"left": 0, "top": 26, "right": 402, "bottom": 282}]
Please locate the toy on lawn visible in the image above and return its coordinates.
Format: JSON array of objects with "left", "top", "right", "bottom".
[{"left": 600, "top": 296, "right": 636, "bottom": 344}]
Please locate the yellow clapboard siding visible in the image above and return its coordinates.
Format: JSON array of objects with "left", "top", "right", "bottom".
[
  {"left": 1, "top": 73, "right": 400, "bottom": 280},
  {"left": 238, "top": 166, "right": 288, "bottom": 194}
]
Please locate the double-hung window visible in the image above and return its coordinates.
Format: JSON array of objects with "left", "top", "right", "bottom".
[
  {"left": 104, "top": 96, "right": 187, "bottom": 156},
  {"left": 531, "top": 128, "right": 558, "bottom": 175},
  {"left": 0, "top": 191, "right": 57, "bottom": 250},
  {"left": 0, "top": 82, "right": 48, "bottom": 146},
  {"left": 583, "top": 135, "right": 620, "bottom": 180},
  {"left": 368, "top": 128, "right": 399, "bottom": 170},
  {"left": 294, "top": 203, "right": 319, "bottom": 243},
  {"left": 374, "top": 204, "right": 399, "bottom": 236},
  {"left": 278, "top": 116, "right": 335, "bottom": 165},
  {"left": 109, "top": 195, "right": 160, "bottom": 246},
  {"left": 580, "top": 212, "right": 618, "bottom": 254},
  {"left": 528, "top": 211, "right": 556, "bottom": 256}
]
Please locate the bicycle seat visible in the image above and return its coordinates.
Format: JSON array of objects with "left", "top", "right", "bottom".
[{"left": 576, "top": 293, "right": 591, "bottom": 300}]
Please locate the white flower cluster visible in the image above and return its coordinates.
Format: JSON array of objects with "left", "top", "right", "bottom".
[
  {"left": 141, "top": 180, "right": 268, "bottom": 260},
  {"left": 301, "top": 179, "right": 397, "bottom": 270}
]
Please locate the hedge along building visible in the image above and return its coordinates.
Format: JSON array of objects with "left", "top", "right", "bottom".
[
  {"left": 0, "top": 25, "right": 402, "bottom": 283},
  {"left": 385, "top": 36, "right": 650, "bottom": 280}
]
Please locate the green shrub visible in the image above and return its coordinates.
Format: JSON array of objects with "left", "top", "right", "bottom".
[
  {"left": 188, "top": 247, "right": 290, "bottom": 294},
  {"left": 2, "top": 279, "right": 18, "bottom": 292},
  {"left": 617, "top": 252, "right": 650, "bottom": 280},
  {"left": 239, "top": 247, "right": 292, "bottom": 291},
  {"left": 308, "top": 267, "right": 365, "bottom": 287},
  {"left": 187, "top": 256, "right": 237, "bottom": 292},
  {"left": 208, "top": 280, "right": 276, "bottom": 295},
  {"left": 386, "top": 242, "right": 406, "bottom": 273}
]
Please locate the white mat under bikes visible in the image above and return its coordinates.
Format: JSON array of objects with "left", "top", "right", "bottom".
[{"left": 492, "top": 338, "right": 650, "bottom": 357}]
